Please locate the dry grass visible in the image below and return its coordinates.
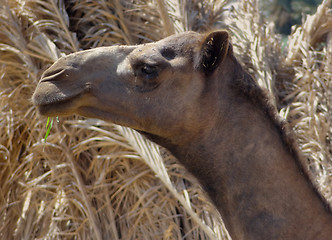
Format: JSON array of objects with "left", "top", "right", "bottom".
[{"left": 0, "top": 0, "right": 331, "bottom": 239}]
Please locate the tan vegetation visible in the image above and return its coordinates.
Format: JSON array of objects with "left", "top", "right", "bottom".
[{"left": 0, "top": 0, "right": 331, "bottom": 239}]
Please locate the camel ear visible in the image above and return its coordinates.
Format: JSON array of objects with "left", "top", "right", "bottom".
[{"left": 198, "top": 31, "right": 229, "bottom": 75}]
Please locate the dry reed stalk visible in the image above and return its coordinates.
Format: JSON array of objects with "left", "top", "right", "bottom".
[
  {"left": 286, "top": 0, "right": 332, "bottom": 64},
  {"left": 281, "top": 0, "right": 332, "bottom": 202},
  {"left": 226, "top": 0, "right": 283, "bottom": 99},
  {"left": 155, "top": 0, "right": 175, "bottom": 36}
]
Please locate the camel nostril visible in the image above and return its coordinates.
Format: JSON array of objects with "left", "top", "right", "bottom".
[{"left": 40, "top": 68, "right": 67, "bottom": 82}]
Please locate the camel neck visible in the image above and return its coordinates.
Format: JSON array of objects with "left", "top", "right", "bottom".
[{"left": 168, "top": 101, "right": 332, "bottom": 240}]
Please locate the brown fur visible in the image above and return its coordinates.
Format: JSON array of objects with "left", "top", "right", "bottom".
[{"left": 33, "top": 30, "right": 332, "bottom": 240}]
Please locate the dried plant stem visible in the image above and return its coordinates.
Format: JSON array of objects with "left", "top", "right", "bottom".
[
  {"left": 286, "top": 0, "right": 332, "bottom": 65},
  {"left": 156, "top": 0, "right": 175, "bottom": 36},
  {"left": 50, "top": 0, "right": 78, "bottom": 52},
  {"left": 63, "top": 143, "right": 103, "bottom": 240}
]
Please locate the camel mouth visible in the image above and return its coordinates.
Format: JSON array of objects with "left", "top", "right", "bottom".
[
  {"left": 33, "top": 85, "right": 85, "bottom": 117},
  {"left": 35, "top": 96, "right": 78, "bottom": 117},
  {"left": 33, "top": 77, "right": 91, "bottom": 117}
]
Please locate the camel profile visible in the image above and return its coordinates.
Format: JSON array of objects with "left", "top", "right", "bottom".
[{"left": 32, "top": 31, "right": 332, "bottom": 240}]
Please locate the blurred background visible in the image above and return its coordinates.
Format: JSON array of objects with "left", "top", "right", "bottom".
[{"left": 0, "top": 0, "right": 331, "bottom": 239}]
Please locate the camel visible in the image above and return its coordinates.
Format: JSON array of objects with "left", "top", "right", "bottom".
[{"left": 32, "top": 30, "right": 332, "bottom": 240}]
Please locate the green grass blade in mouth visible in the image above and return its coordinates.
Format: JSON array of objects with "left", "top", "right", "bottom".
[{"left": 44, "top": 117, "right": 54, "bottom": 142}]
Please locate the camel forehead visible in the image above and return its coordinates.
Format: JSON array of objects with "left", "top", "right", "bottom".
[
  {"left": 156, "top": 31, "right": 202, "bottom": 48},
  {"left": 131, "top": 32, "right": 202, "bottom": 60}
]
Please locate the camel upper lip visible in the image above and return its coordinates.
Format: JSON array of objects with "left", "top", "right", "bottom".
[
  {"left": 33, "top": 77, "right": 90, "bottom": 107},
  {"left": 32, "top": 79, "right": 81, "bottom": 113}
]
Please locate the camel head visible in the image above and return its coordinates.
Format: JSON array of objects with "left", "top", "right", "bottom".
[{"left": 32, "top": 31, "right": 231, "bottom": 144}]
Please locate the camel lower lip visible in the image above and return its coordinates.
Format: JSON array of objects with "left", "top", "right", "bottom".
[
  {"left": 37, "top": 102, "right": 68, "bottom": 117},
  {"left": 35, "top": 96, "right": 77, "bottom": 117},
  {"left": 33, "top": 85, "right": 85, "bottom": 116}
]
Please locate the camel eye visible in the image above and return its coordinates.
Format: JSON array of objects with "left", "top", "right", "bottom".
[{"left": 141, "top": 65, "right": 157, "bottom": 76}]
